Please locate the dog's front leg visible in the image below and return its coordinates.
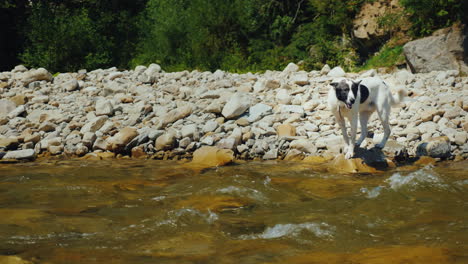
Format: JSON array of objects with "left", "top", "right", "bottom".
[
  {"left": 337, "top": 116, "right": 350, "bottom": 147},
  {"left": 345, "top": 108, "right": 359, "bottom": 159}
]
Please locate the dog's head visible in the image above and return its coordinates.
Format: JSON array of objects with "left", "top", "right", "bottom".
[{"left": 330, "top": 79, "right": 361, "bottom": 109}]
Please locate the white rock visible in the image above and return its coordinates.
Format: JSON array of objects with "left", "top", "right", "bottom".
[
  {"left": 280, "top": 105, "right": 304, "bottom": 115},
  {"left": 108, "top": 72, "right": 124, "bottom": 81},
  {"left": 203, "top": 120, "right": 219, "bottom": 133},
  {"left": 320, "top": 64, "right": 331, "bottom": 75},
  {"left": 289, "top": 139, "right": 317, "bottom": 154},
  {"left": 0, "top": 99, "right": 17, "bottom": 117},
  {"left": 7, "top": 105, "right": 26, "bottom": 119},
  {"left": 291, "top": 72, "right": 309, "bottom": 86},
  {"left": 63, "top": 79, "right": 79, "bottom": 91},
  {"left": 21, "top": 68, "right": 52, "bottom": 86},
  {"left": 95, "top": 99, "right": 114, "bottom": 116},
  {"left": 327, "top": 66, "right": 345, "bottom": 78},
  {"left": 31, "top": 95, "right": 49, "bottom": 104},
  {"left": 247, "top": 103, "right": 272, "bottom": 122},
  {"left": 181, "top": 124, "right": 198, "bottom": 139},
  {"left": 276, "top": 89, "right": 291, "bottom": 104},
  {"left": 283, "top": 62, "right": 299, "bottom": 73},
  {"left": 222, "top": 93, "right": 251, "bottom": 119},
  {"left": 3, "top": 149, "right": 36, "bottom": 160}
]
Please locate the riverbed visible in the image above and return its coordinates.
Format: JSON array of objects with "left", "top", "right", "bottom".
[{"left": 1, "top": 160, "right": 467, "bottom": 263}]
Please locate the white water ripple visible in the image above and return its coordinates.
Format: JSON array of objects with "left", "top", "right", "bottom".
[
  {"left": 240, "top": 222, "right": 334, "bottom": 240},
  {"left": 386, "top": 166, "right": 447, "bottom": 190}
]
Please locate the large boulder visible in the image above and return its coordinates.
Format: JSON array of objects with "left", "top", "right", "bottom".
[
  {"left": 416, "top": 136, "right": 451, "bottom": 159},
  {"left": 21, "top": 68, "right": 53, "bottom": 86},
  {"left": 403, "top": 23, "right": 468, "bottom": 74}
]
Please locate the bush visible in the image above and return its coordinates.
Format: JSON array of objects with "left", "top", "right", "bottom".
[
  {"left": 358, "top": 45, "right": 405, "bottom": 71},
  {"left": 400, "top": 0, "right": 466, "bottom": 36},
  {"left": 20, "top": 3, "right": 111, "bottom": 72}
]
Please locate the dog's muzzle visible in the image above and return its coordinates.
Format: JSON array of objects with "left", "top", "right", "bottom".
[{"left": 345, "top": 99, "right": 355, "bottom": 109}]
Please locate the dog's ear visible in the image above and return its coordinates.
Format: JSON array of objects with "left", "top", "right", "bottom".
[{"left": 330, "top": 82, "right": 339, "bottom": 89}]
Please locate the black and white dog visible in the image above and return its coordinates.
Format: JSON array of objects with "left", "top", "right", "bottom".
[{"left": 327, "top": 77, "right": 406, "bottom": 159}]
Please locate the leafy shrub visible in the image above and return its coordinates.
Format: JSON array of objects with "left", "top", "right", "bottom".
[{"left": 400, "top": 0, "right": 466, "bottom": 36}]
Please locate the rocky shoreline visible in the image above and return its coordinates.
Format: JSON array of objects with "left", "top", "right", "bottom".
[{"left": 1, "top": 63, "right": 467, "bottom": 170}]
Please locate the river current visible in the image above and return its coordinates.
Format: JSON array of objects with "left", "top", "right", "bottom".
[{"left": 0, "top": 159, "right": 467, "bottom": 263}]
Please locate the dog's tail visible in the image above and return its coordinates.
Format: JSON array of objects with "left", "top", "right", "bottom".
[{"left": 390, "top": 85, "right": 407, "bottom": 106}]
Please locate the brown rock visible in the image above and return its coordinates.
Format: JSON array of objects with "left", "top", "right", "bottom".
[
  {"left": 0, "top": 255, "right": 33, "bottom": 264},
  {"left": 283, "top": 149, "right": 305, "bottom": 161},
  {"left": 189, "top": 146, "right": 234, "bottom": 169},
  {"left": 0, "top": 137, "right": 19, "bottom": 150},
  {"left": 278, "top": 246, "right": 455, "bottom": 264},
  {"left": 277, "top": 124, "right": 296, "bottom": 137},
  {"left": 302, "top": 156, "right": 331, "bottom": 164},
  {"left": 131, "top": 146, "right": 147, "bottom": 158},
  {"left": 137, "top": 232, "right": 215, "bottom": 260},
  {"left": 10, "top": 95, "right": 27, "bottom": 106},
  {"left": 328, "top": 155, "right": 381, "bottom": 174},
  {"left": 155, "top": 130, "right": 176, "bottom": 151},
  {"left": 414, "top": 156, "right": 437, "bottom": 166},
  {"left": 107, "top": 127, "right": 138, "bottom": 153},
  {"left": 82, "top": 152, "right": 115, "bottom": 160}
]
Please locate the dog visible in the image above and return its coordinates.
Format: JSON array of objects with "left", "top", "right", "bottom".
[{"left": 327, "top": 76, "right": 406, "bottom": 159}]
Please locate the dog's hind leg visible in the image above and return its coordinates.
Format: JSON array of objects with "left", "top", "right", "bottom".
[
  {"left": 356, "top": 111, "right": 371, "bottom": 147},
  {"left": 376, "top": 105, "right": 391, "bottom": 149}
]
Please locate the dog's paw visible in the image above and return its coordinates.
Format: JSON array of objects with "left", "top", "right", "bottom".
[
  {"left": 345, "top": 151, "right": 354, "bottom": 159},
  {"left": 375, "top": 143, "right": 384, "bottom": 149}
]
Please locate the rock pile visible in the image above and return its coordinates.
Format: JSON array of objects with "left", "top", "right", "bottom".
[{"left": 0, "top": 63, "right": 467, "bottom": 164}]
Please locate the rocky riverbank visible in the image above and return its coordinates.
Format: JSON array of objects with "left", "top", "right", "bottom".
[{"left": 0, "top": 63, "right": 467, "bottom": 169}]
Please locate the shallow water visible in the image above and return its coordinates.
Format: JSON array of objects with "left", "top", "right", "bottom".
[{"left": 0, "top": 160, "right": 467, "bottom": 263}]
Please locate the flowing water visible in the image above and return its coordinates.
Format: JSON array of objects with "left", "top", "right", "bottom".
[{"left": 0, "top": 159, "right": 467, "bottom": 263}]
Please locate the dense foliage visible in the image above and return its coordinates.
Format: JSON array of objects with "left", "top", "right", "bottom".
[{"left": 0, "top": 0, "right": 465, "bottom": 72}]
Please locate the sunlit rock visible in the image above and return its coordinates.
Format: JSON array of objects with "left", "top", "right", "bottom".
[
  {"left": 190, "top": 146, "right": 234, "bottom": 168},
  {"left": 328, "top": 155, "right": 381, "bottom": 174},
  {"left": 277, "top": 124, "right": 296, "bottom": 137}
]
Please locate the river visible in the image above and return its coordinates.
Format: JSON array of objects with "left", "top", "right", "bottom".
[{"left": 1, "top": 160, "right": 467, "bottom": 263}]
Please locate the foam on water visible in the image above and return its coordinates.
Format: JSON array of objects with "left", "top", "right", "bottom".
[
  {"left": 240, "top": 222, "right": 334, "bottom": 240},
  {"left": 217, "top": 186, "right": 268, "bottom": 202},
  {"left": 360, "top": 186, "right": 383, "bottom": 198},
  {"left": 386, "top": 166, "right": 447, "bottom": 190}
]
